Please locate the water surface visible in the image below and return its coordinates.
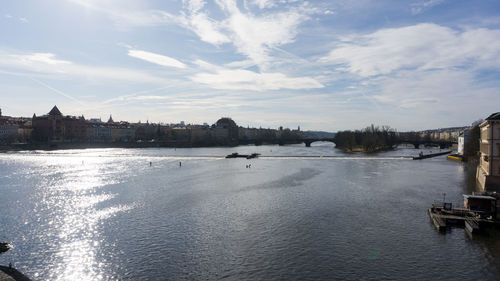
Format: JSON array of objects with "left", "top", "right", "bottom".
[{"left": 1, "top": 144, "right": 498, "bottom": 280}]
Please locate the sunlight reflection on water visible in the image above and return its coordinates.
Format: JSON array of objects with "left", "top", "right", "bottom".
[{"left": 25, "top": 155, "right": 134, "bottom": 280}]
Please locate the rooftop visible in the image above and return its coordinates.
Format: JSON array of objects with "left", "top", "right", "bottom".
[
  {"left": 485, "top": 112, "right": 500, "bottom": 120},
  {"left": 48, "top": 106, "right": 62, "bottom": 116}
]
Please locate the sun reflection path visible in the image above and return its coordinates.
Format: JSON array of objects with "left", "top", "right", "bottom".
[{"left": 35, "top": 155, "right": 135, "bottom": 281}]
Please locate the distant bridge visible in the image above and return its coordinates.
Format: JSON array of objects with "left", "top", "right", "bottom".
[
  {"left": 238, "top": 137, "right": 336, "bottom": 147},
  {"left": 241, "top": 137, "right": 454, "bottom": 149},
  {"left": 302, "top": 138, "right": 336, "bottom": 147},
  {"left": 400, "top": 140, "right": 455, "bottom": 149}
]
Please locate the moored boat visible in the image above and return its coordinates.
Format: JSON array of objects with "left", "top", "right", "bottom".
[
  {"left": 246, "top": 153, "right": 260, "bottom": 159},
  {"left": 0, "top": 242, "right": 11, "bottom": 254}
]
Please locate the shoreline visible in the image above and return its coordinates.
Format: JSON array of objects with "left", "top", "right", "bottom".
[{"left": 0, "top": 140, "right": 305, "bottom": 152}]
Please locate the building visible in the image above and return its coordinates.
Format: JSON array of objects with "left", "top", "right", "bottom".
[
  {"left": 457, "top": 129, "right": 472, "bottom": 156},
  {"left": 87, "top": 124, "right": 112, "bottom": 142},
  {"left": 17, "top": 121, "right": 32, "bottom": 143},
  {"left": 110, "top": 123, "right": 135, "bottom": 142},
  {"left": 214, "top": 117, "right": 238, "bottom": 145},
  {"left": 189, "top": 125, "right": 212, "bottom": 145},
  {"left": 476, "top": 112, "right": 500, "bottom": 190},
  {"left": 0, "top": 119, "right": 19, "bottom": 143},
  {"left": 32, "top": 106, "right": 87, "bottom": 142}
]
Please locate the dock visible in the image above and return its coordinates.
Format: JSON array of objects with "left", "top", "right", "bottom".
[{"left": 428, "top": 205, "right": 497, "bottom": 234}]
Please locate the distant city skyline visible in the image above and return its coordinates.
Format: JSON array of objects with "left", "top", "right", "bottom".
[{"left": 1, "top": 0, "right": 500, "bottom": 131}]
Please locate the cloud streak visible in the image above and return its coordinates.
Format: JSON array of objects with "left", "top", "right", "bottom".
[
  {"left": 191, "top": 68, "right": 324, "bottom": 91},
  {"left": 0, "top": 50, "right": 168, "bottom": 83},
  {"left": 128, "top": 49, "right": 187, "bottom": 69},
  {"left": 411, "top": 0, "right": 445, "bottom": 15}
]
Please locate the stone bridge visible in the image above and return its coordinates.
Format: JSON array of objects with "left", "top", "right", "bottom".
[
  {"left": 400, "top": 140, "right": 455, "bottom": 149},
  {"left": 302, "top": 138, "right": 336, "bottom": 147},
  {"left": 238, "top": 138, "right": 336, "bottom": 147}
]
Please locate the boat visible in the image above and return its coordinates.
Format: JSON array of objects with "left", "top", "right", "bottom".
[
  {"left": 246, "top": 153, "right": 260, "bottom": 159},
  {"left": 0, "top": 242, "right": 11, "bottom": 254},
  {"left": 226, "top": 152, "right": 260, "bottom": 159},
  {"left": 226, "top": 152, "right": 244, "bottom": 158}
]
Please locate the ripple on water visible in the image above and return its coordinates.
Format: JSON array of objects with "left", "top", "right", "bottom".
[{"left": 0, "top": 147, "right": 499, "bottom": 280}]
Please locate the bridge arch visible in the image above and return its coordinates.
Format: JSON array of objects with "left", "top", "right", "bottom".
[{"left": 303, "top": 139, "right": 336, "bottom": 147}]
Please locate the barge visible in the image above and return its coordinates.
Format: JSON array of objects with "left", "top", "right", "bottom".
[{"left": 413, "top": 150, "right": 452, "bottom": 160}]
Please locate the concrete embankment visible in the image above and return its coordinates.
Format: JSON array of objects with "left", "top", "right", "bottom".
[{"left": 0, "top": 266, "right": 31, "bottom": 281}]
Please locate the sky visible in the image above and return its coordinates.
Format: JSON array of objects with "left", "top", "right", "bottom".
[{"left": 1, "top": 0, "right": 500, "bottom": 131}]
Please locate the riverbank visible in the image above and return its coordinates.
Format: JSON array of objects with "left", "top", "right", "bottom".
[
  {"left": 0, "top": 141, "right": 229, "bottom": 152},
  {"left": 0, "top": 266, "right": 31, "bottom": 281},
  {"left": 336, "top": 145, "right": 396, "bottom": 153},
  {"left": 0, "top": 139, "right": 306, "bottom": 152}
]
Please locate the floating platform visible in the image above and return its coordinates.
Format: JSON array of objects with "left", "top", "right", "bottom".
[
  {"left": 465, "top": 217, "right": 480, "bottom": 234},
  {"left": 428, "top": 206, "right": 496, "bottom": 234}
]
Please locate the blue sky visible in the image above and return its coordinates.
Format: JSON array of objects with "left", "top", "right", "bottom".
[{"left": 1, "top": 0, "right": 500, "bottom": 131}]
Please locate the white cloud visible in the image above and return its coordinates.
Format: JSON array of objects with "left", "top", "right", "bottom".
[
  {"left": 252, "top": 0, "right": 276, "bottom": 9},
  {"left": 363, "top": 68, "right": 500, "bottom": 129},
  {"left": 184, "top": 12, "right": 231, "bottom": 45},
  {"left": 321, "top": 23, "right": 500, "bottom": 77},
  {"left": 411, "top": 0, "right": 445, "bottom": 15},
  {"left": 68, "top": 0, "right": 316, "bottom": 69},
  {"left": 225, "top": 8, "right": 308, "bottom": 68},
  {"left": 193, "top": 59, "right": 223, "bottom": 71},
  {"left": 191, "top": 68, "right": 323, "bottom": 91},
  {"left": 0, "top": 51, "right": 167, "bottom": 83},
  {"left": 184, "top": 0, "right": 204, "bottom": 12},
  {"left": 128, "top": 49, "right": 187, "bottom": 69},
  {"left": 22, "top": 53, "right": 71, "bottom": 65},
  {"left": 224, "top": 59, "right": 255, "bottom": 68},
  {"left": 67, "top": 0, "right": 176, "bottom": 28}
]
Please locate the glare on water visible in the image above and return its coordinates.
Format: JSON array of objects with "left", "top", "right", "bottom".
[{"left": 1, "top": 145, "right": 499, "bottom": 281}]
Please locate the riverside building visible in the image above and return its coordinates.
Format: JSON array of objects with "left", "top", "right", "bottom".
[{"left": 476, "top": 112, "right": 500, "bottom": 190}]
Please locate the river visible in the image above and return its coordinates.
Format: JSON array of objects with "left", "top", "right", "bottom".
[{"left": 0, "top": 143, "right": 499, "bottom": 280}]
